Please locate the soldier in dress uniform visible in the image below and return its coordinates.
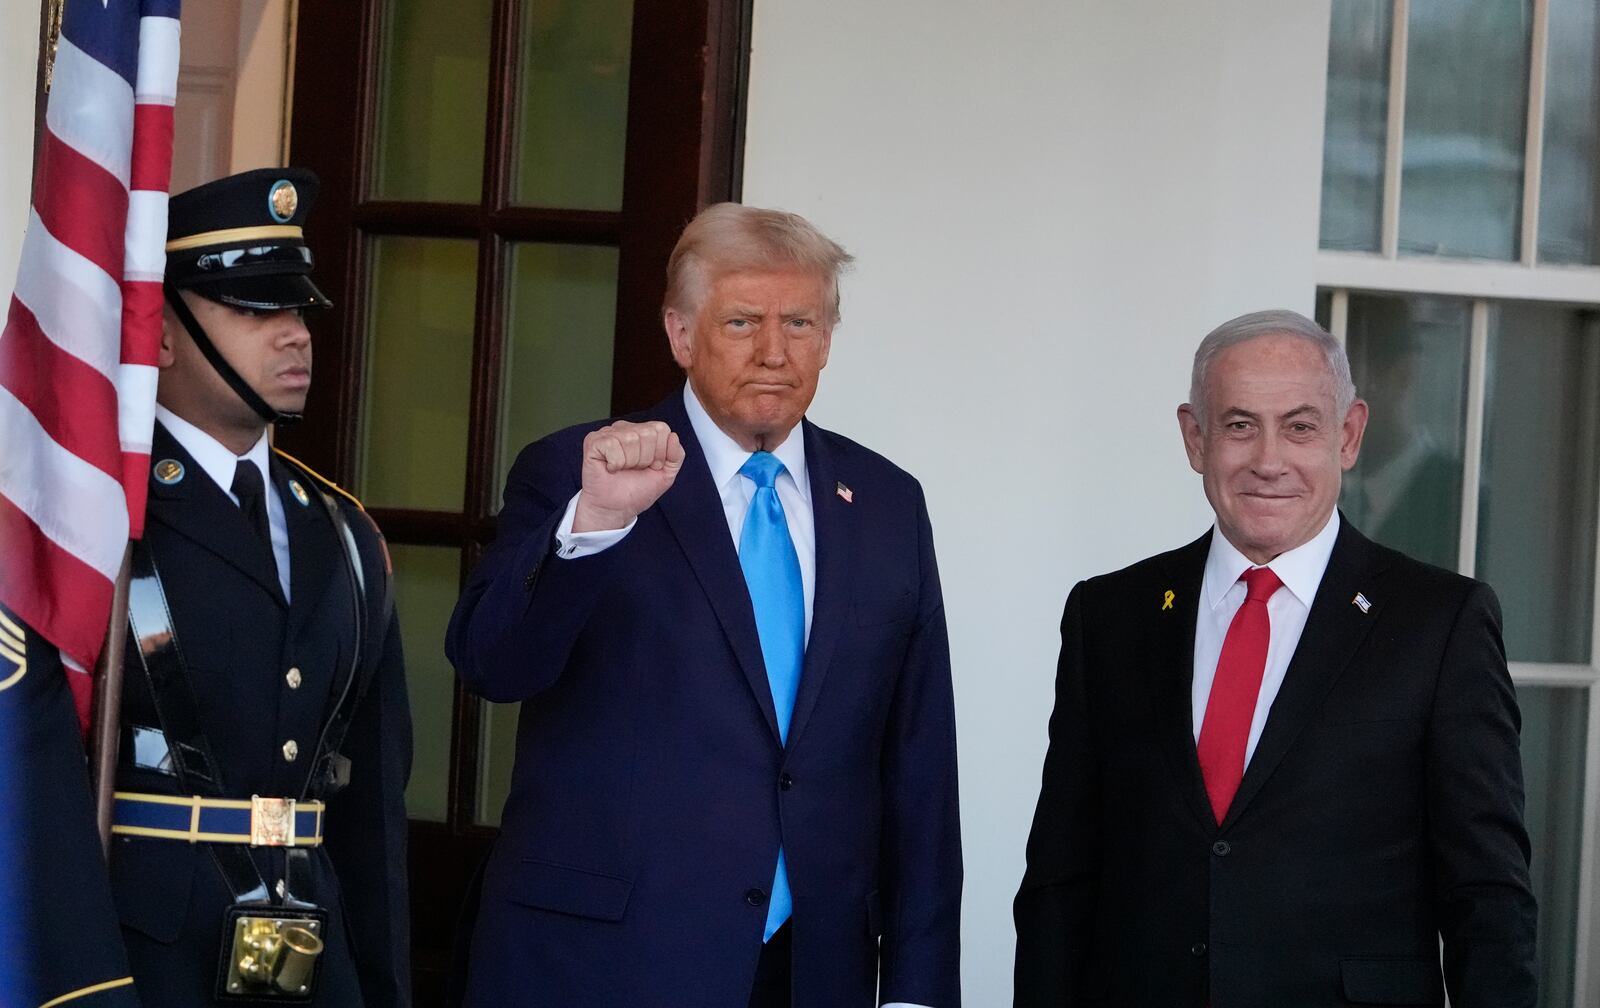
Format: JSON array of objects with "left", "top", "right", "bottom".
[{"left": 104, "top": 167, "right": 412, "bottom": 1006}]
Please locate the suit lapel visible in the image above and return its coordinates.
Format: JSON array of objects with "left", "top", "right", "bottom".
[
  {"left": 1152, "top": 532, "right": 1217, "bottom": 831},
  {"left": 1220, "top": 518, "right": 1387, "bottom": 830},
  {"left": 147, "top": 424, "right": 285, "bottom": 607},
  {"left": 784, "top": 421, "right": 849, "bottom": 749},
  {"left": 652, "top": 397, "right": 782, "bottom": 745}
]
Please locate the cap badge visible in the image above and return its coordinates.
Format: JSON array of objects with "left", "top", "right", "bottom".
[
  {"left": 288, "top": 479, "right": 311, "bottom": 507},
  {"left": 154, "top": 459, "right": 185, "bottom": 485},
  {"left": 268, "top": 180, "right": 299, "bottom": 223}
]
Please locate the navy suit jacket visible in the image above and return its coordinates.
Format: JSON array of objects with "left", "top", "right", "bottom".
[{"left": 447, "top": 390, "right": 962, "bottom": 1008}]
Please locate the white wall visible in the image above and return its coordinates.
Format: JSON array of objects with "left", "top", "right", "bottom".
[
  {"left": 743, "top": 1, "right": 1332, "bottom": 1000},
  {"left": 0, "top": 3, "right": 41, "bottom": 294}
]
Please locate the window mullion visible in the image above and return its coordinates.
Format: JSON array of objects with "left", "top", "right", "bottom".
[
  {"left": 1458, "top": 298, "right": 1489, "bottom": 577},
  {"left": 1329, "top": 288, "right": 1350, "bottom": 347},
  {"left": 1576, "top": 684, "right": 1600, "bottom": 1006},
  {"left": 1521, "top": 0, "right": 1550, "bottom": 267},
  {"left": 1380, "top": 0, "right": 1409, "bottom": 260},
  {"left": 1591, "top": 362, "right": 1600, "bottom": 673}
]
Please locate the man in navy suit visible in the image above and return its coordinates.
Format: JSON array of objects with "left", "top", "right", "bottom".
[{"left": 448, "top": 204, "right": 962, "bottom": 1008}]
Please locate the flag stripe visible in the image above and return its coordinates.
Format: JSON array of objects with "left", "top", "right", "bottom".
[
  {"left": 128, "top": 107, "right": 175, "bottom": 197},
  {"left": 0, "top": 300, "right": 122, "bottom": 479},
  {"left": 32, "top": 129, "right": 129, "bottom": 282},
  {"left": 45, "top": 39, "right": 134, "bottom": 188},
  {"left": 13, "top": 212, "right": 123, "bottom": 383},
  {"left": 135, "top": 15, "right": 182, "bottom": 103},
  {"left": 120, "top": 284, "right": 164, "bottom": 366},
  {"left": 0, "top": 496, "right": 115, "bottom": 675},
  {"left": 117, "top": 363, "right": 158, "bottom": 456},
  {"left": 0, "top": 388, "right": 130, "bottom": 582}
]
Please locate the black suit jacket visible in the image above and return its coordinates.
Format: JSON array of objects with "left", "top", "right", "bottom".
[
  {"left": 109, "top": 423, "right": 412, "bottom": 1007},
  {"left": 1014, "top": 518, "right": 1536, "bottom": 1007}
]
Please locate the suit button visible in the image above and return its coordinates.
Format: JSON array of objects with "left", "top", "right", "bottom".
[
  {"left": 745, "top": 888, "right": 767, "bottom": 907},
  {"left": 282, "top": 740, "right": 299, "bottom": 762},
  {"left": 779, "top": 773, "right": 794, "bottom": 791},
  {"left": 1211, "top": 840, "right": 1231, "bottom": 857},
  {"left": 285, "top": 667, "right": 302, "bottom": 689},
  {"left": 1190, "top": 941, "right": 1208, "bottom": 957}
]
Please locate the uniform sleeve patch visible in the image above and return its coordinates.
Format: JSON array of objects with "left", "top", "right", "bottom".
[{"left": 0, "top": 608, "right": 27, "bottom": 691}]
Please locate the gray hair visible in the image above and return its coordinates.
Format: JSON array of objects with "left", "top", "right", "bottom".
[
  {"left": 1189, "top": 309, "right": 1357, "bottom": 420},
  {"left": 664, "top": 203, "right": 855, "bottom": 325}
]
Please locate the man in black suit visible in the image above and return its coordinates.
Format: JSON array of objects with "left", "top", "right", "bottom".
[
  {"left": 1013, "top": 309, "right": 1536, "bottom": 1007},
  {"left": 103, "top": 168, "right": 411, "bottom": 1006}
]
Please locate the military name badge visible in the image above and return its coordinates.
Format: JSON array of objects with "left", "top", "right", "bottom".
[
  {"left": 0, "top": 608, "right": 26, "bottom": 691},
  {"left": 154, "top": 458, "right": 185, "bottom": 484},
  {"left": 288, "top": 479, "right": 310, "bottom": 507}
]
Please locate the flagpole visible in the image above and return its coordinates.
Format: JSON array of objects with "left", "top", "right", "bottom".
[{"left": 90, "top": 542, "right": 132, "bottom": 855}]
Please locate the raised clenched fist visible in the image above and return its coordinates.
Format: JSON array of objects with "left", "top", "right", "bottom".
[{"left": 571, "top": 420, "right": 686, "bottom": 532}]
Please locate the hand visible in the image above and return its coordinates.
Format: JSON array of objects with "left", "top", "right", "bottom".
[{"left": 572, "top": 421, "right": 685, "bottom": 532}]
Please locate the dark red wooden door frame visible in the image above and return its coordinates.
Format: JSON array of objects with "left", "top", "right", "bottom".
[{"left": 282, "top": 0, "right": 751, "bottom": 999}]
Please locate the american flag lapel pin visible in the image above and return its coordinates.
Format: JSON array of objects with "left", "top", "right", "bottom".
[
  {"left": 1352, "top": 592, "right": 1372, "bottom": 614},
  {"left": 836, "top": 481, "right": 854, "bottom": 503}
]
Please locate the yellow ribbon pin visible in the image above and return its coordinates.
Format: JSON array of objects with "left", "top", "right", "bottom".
[{"left": 1162, "top": 590, "right": 1175, "bottom": 611}]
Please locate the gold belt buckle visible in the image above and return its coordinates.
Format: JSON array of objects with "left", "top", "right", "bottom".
[{"left": 250, "top": 795, "right": 296, "bottom": 847}]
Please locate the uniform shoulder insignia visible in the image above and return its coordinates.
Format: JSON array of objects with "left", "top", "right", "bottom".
[
  {"left": 0, "top": 607, "right": 28, "bottom": 691},
  {"left": 272, "top": 447, "right": 367, "bottom": 513}
]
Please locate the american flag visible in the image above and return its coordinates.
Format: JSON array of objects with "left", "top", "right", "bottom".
[{"left": 0, "top": 0, "right": 180, "bottom": 730}]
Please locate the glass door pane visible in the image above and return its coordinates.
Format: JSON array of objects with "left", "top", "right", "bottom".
[
  {"left": 497, "top": 242, "right": 620, "bottom": 496},
  {"left": 1478, "top": 304, "right": 1600, "bottom": 663},
  {"left": 391, "top": 544, "right": 465, "bottom": 822},
  {"left": 513, "top": 0, "right": 634, "bottom": 209},
  {"left": 478, "top": 701, "right": 519, "bottom": 826},
  {"left": 373, "top": 0, "right": 494, "bottom": 201},
  {"left": 1538, "top": 0, "right": 1600, "bottom": 265},
  {"left": 1517, "top": 684, "right": 1588, "bottom": 1008},
  {"left": 1340, "top": 292, "right": 1471, "bottom": 570},
  {"left": 1398, "top": 0, "right": 1531, "bottom": 260},
  {"left": 362, "top": 237, "right": 479, "bottom": 511},
  {"left": 1320, "top": 0, "right": 1393, "bottom": 253}
]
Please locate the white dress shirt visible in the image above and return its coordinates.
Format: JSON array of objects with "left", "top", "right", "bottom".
[
  {"left": 552, "top": 389, "right": 929, "bottom": 1008},
  {"left": 1191, "top": 510, "right": 1340, "bottom": 765},
  {"left": 156, "top": 405, "right": 291, "bottom": 601}
]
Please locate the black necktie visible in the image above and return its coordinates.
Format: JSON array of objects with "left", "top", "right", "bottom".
[{"left": 231, "top": 460, "right": 271, "bottom": 549}]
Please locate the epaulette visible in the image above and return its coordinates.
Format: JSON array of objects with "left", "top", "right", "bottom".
[{"left": 272, "top": 447, "right": 367, "bottom": 513}]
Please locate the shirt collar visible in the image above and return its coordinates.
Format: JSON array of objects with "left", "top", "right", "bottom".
[
  {"left": 1203, "top": 509, "right": 1340, "bottom": 610},
  {"left": 156, "top": 404, "right": 272, "bottom": 495},
  {"left": 682, "top": 383, "right": 810, "bottom": 500}
]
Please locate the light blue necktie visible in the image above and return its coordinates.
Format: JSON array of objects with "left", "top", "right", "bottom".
[{"left": 738, "top": 451, "right": 804, "bottom": 942}]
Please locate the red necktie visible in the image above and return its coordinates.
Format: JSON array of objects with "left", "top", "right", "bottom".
[{"left": 1197, "top": 566, "right": 1283, "bottom": 824}]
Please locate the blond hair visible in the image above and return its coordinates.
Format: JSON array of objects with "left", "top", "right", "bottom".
[{"left": 664, "top": 203, "right": 854, "bottom": 324}]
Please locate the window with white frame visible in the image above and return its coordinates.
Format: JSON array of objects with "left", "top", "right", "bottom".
[{"left": 1317, "top": 2, "right": 1600, "bottom": 1007}]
